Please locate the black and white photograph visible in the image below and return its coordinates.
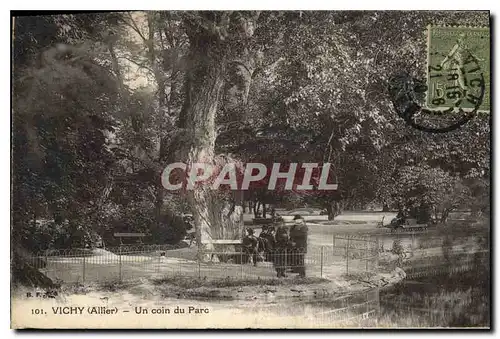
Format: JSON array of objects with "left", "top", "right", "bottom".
[{"left": 10, "top": 10, "right": 491, "bottom": 329}]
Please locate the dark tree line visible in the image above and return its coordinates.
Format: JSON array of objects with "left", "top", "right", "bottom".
[{"left": 12, "top": 11, "right": 490, "bottom": 258}]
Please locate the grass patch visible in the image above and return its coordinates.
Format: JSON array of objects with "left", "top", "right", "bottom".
[
  {"left": 151, "top": 275, "right": 331, "bottom": 301},
  {"left": 379, "top": 270, "right": 490, "bottom": 327},
  {"left": 341, "top": 271, "right": 377, "bottom": 281},
  {"left": 320, "top": 220, "right": 368, "bottom": 226},
  {"left": 99, "top": 279, "right": 137, "bottom": 292},
  {"left": 59, "top": 278, "right": 141, "bottom": 295},
  {"left": 151, "top": 275, "right": 329, "bottom": 289},
  {"left": 380, "top": 285, "right": 489, "bottom": 327},
  {"left": 344, "top": 220, "right": 369, "bottom": 225}
]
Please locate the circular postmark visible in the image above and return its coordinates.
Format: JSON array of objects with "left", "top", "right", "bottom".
[{"left": 388, "top": 26, "right": 488, "bottom": 133}]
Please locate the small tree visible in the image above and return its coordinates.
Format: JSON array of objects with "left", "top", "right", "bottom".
[{"left": 387, "top": 165, "right": 469, "bottom": 223}]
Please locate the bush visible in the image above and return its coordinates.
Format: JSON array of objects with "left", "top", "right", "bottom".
[
  {"left": 17, "top": 219, "right": 97, "bottom": 252},
  {"left": 442, "top": 235, "right": 453, "bottom": 262},
  {"left": 391, "top": 239, "right": 404, "bottom": 256},
  {"left": 152, "top": 211, "right": 188, "bottom": 245}
]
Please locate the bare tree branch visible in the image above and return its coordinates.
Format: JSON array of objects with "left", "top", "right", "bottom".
[
  {"left": 118, "top": 55, "right": 155, "bottom": 74},
  {"left": 120, "top": 12, "right": 148, "bottom": 43}
]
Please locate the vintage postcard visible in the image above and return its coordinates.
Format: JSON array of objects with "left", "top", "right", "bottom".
[{"left": 10, "top": 10, "right": 490, "bottom": 329}]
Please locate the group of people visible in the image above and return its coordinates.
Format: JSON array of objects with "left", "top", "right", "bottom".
[{"left": 242, "top": 215, "right": 309, "bottom": 278}]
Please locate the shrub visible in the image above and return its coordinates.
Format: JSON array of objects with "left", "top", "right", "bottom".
[
  {"left": 391, "top": 239, "right": 404, "bottom": 256},
  {"left": 152, "top": 211, "right": 188, "bottom": 245}
]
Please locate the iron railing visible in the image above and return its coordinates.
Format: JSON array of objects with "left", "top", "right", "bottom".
[{"left": 27, "top": 235, "right": 380, "bottom": 284}]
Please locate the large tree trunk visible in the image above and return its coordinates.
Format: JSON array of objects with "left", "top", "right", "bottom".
[
  {"left": 183, "top": 70, "right": 222, "bottom": 256},
  {"left": 326, "top": 203, "right": 335, "bottom": 221},
  {"left": 440, "top": 209, "right": 450, "bottom": 224},
  {"left": 154, "top": 188, "right": 164, "bottom": 226},
  {"left": 209, "top": 190, "right": 244, "bottom": 260},
  {"left": 179, "top": 13, "right": 257, "bottom": 261},
  {"left": 179, "top": 22, "right": 230, "bottom": 260},
  {"left": 326, "top": 200, "right": 343, "bottom": 220},
  {"left": 253, "top": 200, "right": 260, "bottom": 218}
]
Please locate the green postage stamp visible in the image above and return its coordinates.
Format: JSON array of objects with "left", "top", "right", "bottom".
[{"left": 426, "top": 26, "right": 490, "bottom": 112}]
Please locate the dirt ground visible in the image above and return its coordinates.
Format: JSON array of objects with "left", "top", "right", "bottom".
[
  {"left": 13, "top": 211, "right": 487, "bottom": 329},
  {"left": 11, "top": 268, "right": 402, "bottom": 329},
  {"left": 38, "top": 211, "right": 484, "bottom": 285}
]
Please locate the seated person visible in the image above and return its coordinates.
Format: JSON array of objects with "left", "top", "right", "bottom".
[
  {"left": 259, "top": 226, "right": 276, "bottom": 259},
  {"left": 391, "top": 210, "right": 406, "bottom": 227},
  {"left": 242, "top": 228, "right": 259, "bottom": 266}
]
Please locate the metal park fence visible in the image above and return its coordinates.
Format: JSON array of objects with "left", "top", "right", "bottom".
[
  {"left": 310, "top": 287, "right": 380, "bottom": 327},
  {"left": 253, "top": 286, "right": 381, "bottom": 328},
  {"left": 331, "top": 234, "right": 379, "bottom": 276},
  {"left": 24, "top": 233, "right": 489, "bottom": 327},
  {"left": 27, "top": 235, "right": 379, "bottom": 285},
  {"left": 26, "top": 231, "right": 489, "bottom": 286},
  {"left": 402, "top": 250, "right": 490, "bottom": 279}
]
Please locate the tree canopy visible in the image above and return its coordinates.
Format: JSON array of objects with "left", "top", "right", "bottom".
[{"left": 12, "top": 11, "right": 490, "bottom": 253}]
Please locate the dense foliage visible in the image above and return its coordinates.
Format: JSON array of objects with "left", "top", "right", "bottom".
[{"left": 12, "top": 11, "right": 490, "bottom": 252}]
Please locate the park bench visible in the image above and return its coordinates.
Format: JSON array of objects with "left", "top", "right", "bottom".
[
  {"left": 200, "top": 239, "right": 243, "bottom": 249},
  {"left": 114, "top": 232, "right": 146, "bottom": 245},
  {"left": 376, "top": 216, "right": 386, "bottom": 228},
  {"left": 405, "top": 219, "right": 418, "bottom": 226},
  {"left": 200, "top": 239, "right": 244, "bottom": 262},
  {"left": 390, "top": 218, "right": 428, "bottom": 232},
  {"left": 252, "top": 217, "right": 283, "bottom": 225}
]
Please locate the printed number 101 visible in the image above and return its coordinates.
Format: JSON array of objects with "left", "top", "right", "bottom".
[{"left": 31, "top": 308, "right": 46, "bottom": 315}]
